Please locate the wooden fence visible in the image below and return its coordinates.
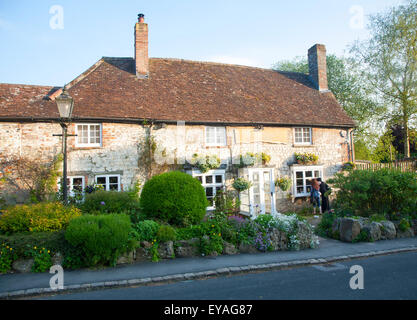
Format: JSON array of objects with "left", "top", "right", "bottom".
[{"left": 354, "top": 159, "right": 417, "bottom": 172}]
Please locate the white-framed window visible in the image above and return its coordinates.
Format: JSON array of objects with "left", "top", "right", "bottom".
[
  {"left": 205, "top": 126, "right": 227, "bottom": 146},
  {"left": 95, "top": 174, "right": 121, "bottom": 191},
  {"left": 189, "top": 169, "right": 225, "bottom": 210},
  {"left": 58, "top": 176, "right": 85, "bottom": 197},
  {"left": 75, "top": 123, "right": 102, "bottom": 147},
  {"left": 291, "top": 165, "right": 323, "bottom": 197},
  {"left": 294, "top": 127, "right": 312, "bottom": 145}
]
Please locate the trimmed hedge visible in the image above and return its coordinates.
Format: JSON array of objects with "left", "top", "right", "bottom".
[
  {"left": 140, "top": 171, "right": 208, "bottom": 226},
  {"left": 0, "top": 202, "right": 81, "bottom": 234},
  {"left": 81, "top": 191, "right": 141, "bottom": 221},
  {"left": 65, "top": 214, "right": 132, "bottom": 267}
]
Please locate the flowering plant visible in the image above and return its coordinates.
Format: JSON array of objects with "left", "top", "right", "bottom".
[
  {"left": 254, "top": 231, "right": 273, "bottom": 252},
  {"left": 29, "top": 246, "right": 53, "bottom": 273},
  {"left": 294, "top": 152, "right": 319, "bottom": 165},
  {"left": 0, "top": 243, "right": 17, "bottom": 273}
]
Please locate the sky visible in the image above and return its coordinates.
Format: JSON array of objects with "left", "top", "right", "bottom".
[{"left": 0, "top": 0, "right": 405, "bottom": 86}]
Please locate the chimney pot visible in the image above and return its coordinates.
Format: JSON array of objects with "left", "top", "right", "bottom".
[
  {"left": 308, "top": 44, "right": 328, "bottom": 91},
  {"left": 138, "top": 13, "right": 145, "bottom": 23}
]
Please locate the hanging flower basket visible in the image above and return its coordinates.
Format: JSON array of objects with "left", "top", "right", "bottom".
[
  {"left": 275, "top": 177, "right": 292, "bottom": 192},
  {"left": 232, "top": 177, "right": 252, "bottom": 192}
]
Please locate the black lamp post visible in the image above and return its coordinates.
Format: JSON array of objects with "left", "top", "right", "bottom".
[{"left": 55, "top": 88, "right": 74, "bottom": 204}]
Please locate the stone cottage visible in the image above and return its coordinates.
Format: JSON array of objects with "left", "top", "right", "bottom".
[{"left": 0, "top": 14, "right": 355, "bottom": 216}]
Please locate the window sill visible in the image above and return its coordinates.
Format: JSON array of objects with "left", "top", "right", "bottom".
[
  {"left": 73, "top": 146, "right": 103, "bottom": 150},
  {"left": 205, "top": 145, "right": 228, "bottom": 149},
  {"left": 292, "top": 144, "right": 314, "bottom": 148}
]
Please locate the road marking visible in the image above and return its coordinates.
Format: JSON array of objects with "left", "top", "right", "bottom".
[{"left": 312, "top": 263, "right": 347, "bottom": 272}]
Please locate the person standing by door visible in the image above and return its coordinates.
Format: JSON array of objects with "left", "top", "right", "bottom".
[
  {"left": 310, "top": 178, "right": 321, "bottom": 214},
  {"left": 317, "top": 178, "right": 331, "bottom": 213}
]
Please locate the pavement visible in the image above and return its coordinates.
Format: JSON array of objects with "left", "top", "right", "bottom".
[
  {"left": 42, "top": 251, "right": 417, "bottom": 300},
  {"left": 1, "top": 236, "right": 417, "bottom": 299}
]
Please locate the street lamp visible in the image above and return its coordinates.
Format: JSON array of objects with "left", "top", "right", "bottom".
[{"left": 55, "top": 87, "right": 74, "bottom": 204}]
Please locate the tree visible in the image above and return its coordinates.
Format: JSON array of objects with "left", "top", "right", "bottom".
[
  {"left": 354, "top": 139, "right": 373, "bottom": 161},
  {"left": 351, "top": 0, "right": 417, "bottom": 157},
  {"left": 273, "top": 55, "right": 381, "bottom": 139},
  {"left": 389, "top": 123, "right": 417, "bottom": 158},
  {"left": 372, "top": 129, "right": 398, "bottom": 163}
]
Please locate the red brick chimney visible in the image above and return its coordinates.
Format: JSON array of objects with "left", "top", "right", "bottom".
[
  {"left": 308, "top": 44, "right": 328, "bottom": 91},
  {"left": 134, "top": 13, "right": 149, "bottom": 78}
]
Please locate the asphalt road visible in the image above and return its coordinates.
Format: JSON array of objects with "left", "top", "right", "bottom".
[{"left": 39, "top": 251, "right": 417, "bottom": 300}]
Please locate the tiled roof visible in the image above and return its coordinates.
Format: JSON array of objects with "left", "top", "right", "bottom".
[{"left": 0, "top": 57, "right": 355, "bottom": 127}]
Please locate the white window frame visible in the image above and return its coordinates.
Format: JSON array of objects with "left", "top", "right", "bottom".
[
  {"left": 75, "top": 123, "right": 102, "bottom": 147},
  {"left": 95, "top": 174, "right": 121, "bottom": 191},
  {"left": 205, "top": 126, "right": 227, "bottom": 147},
  {"left": 291, "top": 165, "right": 323, "bottom": 197},
  {"left": 294, "top": 127, "right": 312, "bottom": 145},
  {"left": 188, "top": 169, "right": 226, "bottom": 210},
  {"left": 57, "top": 176, "right": 85, "bottom": 197}
]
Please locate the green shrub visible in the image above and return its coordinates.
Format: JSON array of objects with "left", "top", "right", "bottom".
[
  {"left": 0, "top": 243, "right": 17, "bottom": 273},
  {"left": 0, "top": 202, "right": 81, "bottom": 234},
  {"left": 65, "top": 214, "right": 132, "bottom": 267},
  {"left": 214, "top": 190, "right": 240, "bottom": 215},
  {"left": 328, "top": 169, "right": 417, "bottom": 218},
  {"left": 353, "top": 229, "right": 370, "bottom": 243},
  {"left": 316, "top": 211, "right": 338, "bottom": 238},
  {"left": 0, "top": 231, "right": 66, "bottom": 258},
  {"left": 398, "top": 218, "right": 411, "bottom": 232},
  {"left": 29, "top": 247, "right": 53, "bottom": 273},
  {"left": 81, "top": 191, "right": 141, "bottom": 221},
  {"left": 156, "top": 225, "right": 176, "bottom": 242},
  {"left": 132, "top": 220, "right": 160, "bottom": 242},
  {"left": 140, "top": 171, "right": 208, "bottom": 226}
]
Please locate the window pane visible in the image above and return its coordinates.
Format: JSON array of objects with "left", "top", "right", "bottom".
[
  {"left": 109, "top": 184, "right": 118, "bottom": 191},
  {"left": 215, "top": 175, "right": 223, "bottom": 183},
  {"left": 96, "top": 177, "right": 106, "bottom": 184},
  {"left": 109, "top": 176, "right": 118, "bottom": 184},
  {"left": 206, "top": 187, "right": 213, "bottom": 197},
  {"left": 314, "top": 171, "right": 320, "bottom": 177},
  {"left": 296, "top": 179, "right": 303, "bottom": 187},
  {"left": 206, "top": 127, "right": 215, "bottom": 144},
  {"left": 305, "top": 171, "right": 312, "bottom": 177},
  {"left": 296, "top": 172, "right": 303, "bottom": 179},
  {"left": 205, "top": 176, "right": 213, "bottom": 184},
  {"left": 297, "top": 187, "right": 304, "bottom": 193},
  {"left": 216, "top": 127, "right": 226, "bottom": 145},
  {"left": 196, "top": 176, "right": 202, "bottom": 183}
]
